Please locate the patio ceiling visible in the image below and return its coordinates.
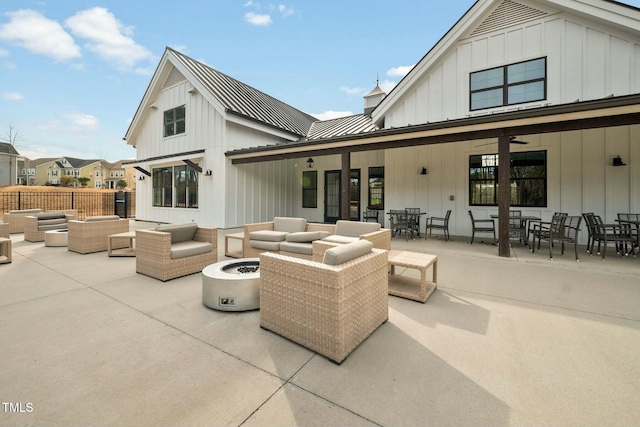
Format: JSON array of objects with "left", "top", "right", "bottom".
[{"left": 225, "top": 93, "right": 640, "bottom": 164}]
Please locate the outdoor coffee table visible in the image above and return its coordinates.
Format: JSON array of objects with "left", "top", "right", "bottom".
[
  {"left": 0, "top": 237, "right": 11, "bottom": 264},
  {"left": 202, "top": 258, "right": 260, "bottom": 311},
  {"left": 44, "top": 229, "right": 68, "bottom": 247},
  {"left": 108, "top": 231, "right": 136, "bottom": 257},
  {"left": 387, "top": 250, "right": 437, "bottom": 303}
]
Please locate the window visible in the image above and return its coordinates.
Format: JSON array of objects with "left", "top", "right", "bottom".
[
  {"left": 302, "top": 171, "right": 317, "bottom": 208},
  {"left": 153, "top": 165, "right": 199, "bottom": 208},
  {"left": 368, "top": 166, "right": 384, "bottom": 210},
  {"left": 174, "top": 165, "right": 198, "bottom": 208},
  {"left": 164, "top": 105, "right": 186, "bottom": 137},
  {"left": 470, "top": 57, "right": 546, "bottom": 111},
  {"left": 469, "top": 151, "right": 547, "bottom": 207}
]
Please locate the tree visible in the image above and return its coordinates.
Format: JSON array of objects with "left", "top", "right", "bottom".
[
  {"left": 0, "top": 125, "right": 22, "bottom": 186},
  {"left": 116, "top": 179, "right": 127, "bottom": 189},
  {"left": 59, "top": 176, "right": 75, "bottom": 187},
  {"left": 77, "top": 177, "right": 90, "bottom": 187}
]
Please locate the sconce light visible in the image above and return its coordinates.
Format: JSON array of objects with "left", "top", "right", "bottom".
[
  {"left": 613, "top": 155, "right": 627, "bottom": 166},
  {"left": 306, "top": 158, "right": 314, "bottom": 168},
  {"left": 420, "top": 167, "right": 428, "bottom": 175},
  {"left": 138, "top": 175, "right": 145, "bottom": 181},
  {"left": 188, "top": 88, "right": 197, "bottom": 95},
  {"left": 204, "top": 169, "right": 212, "bottom": 176},
  {"left": 149, "top": 103, "right": 158, "bottom": 109}
]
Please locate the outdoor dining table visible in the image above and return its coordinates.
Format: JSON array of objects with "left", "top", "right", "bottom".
[
  {"left": 490, "top": 213, "right": 541, "bottom": 245},
  {"left": 387, "top": 210, "right": 426, "bottom": 239}
]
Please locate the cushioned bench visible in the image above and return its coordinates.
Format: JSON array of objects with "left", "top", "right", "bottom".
[
  {"left": 3, "top": 209, "right": 42, "bottom": 234},
  {"left": 68, "top": 215, "right": 130, "bottom": 254},
  {"left": 24, "top": 211, "right": 77, "bottom": 243}
]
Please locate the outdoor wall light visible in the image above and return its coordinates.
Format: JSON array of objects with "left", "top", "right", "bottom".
[
  {"left": 138, "top": 175, "right": 145, "bottom": 181},
  {"left": 306, "top": 158, "right": 314, "bottom": 168},
  {"left": 204, "top": 169, "right": 212, "bottom": 176},
  {"left": 613, "top": 155, "right": 627, "bottom": 166},
  {"left": 420, "top": 167, "right": 428, "bottom": 175}
]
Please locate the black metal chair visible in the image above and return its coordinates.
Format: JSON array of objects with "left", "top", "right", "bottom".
[
  {"left": 591, "top": 214, "right": 637, "bottom": 260},
  {"left": 425, "top": 209, "right": 451, "bottom": 241},
  {"left": 468, "top": 210, "right": 495, "bottom": 244},
  {"left": 389, "top": 210, "right": 410, "bottom": 239},
  {"left": 363, "top": 208, "right": 379, "bottom": 223},
  {"left": 509, "top": 210, "right": 526, "bottom": 244},
  {"left": 406, "top": 208, "right": 421, "bottom": 238},
  {"left": 531, "top": 213, "right": 567, "bottom": 256}
]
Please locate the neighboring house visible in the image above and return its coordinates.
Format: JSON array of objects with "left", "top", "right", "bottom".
[
  {"left": 30, "top": 158, "right": 56, "bottom": 186},
  {"left": 102, "top": 160, "right": 135, "bottom": 190},
  {"left": 44, "top": 157, "right": 103, "bottom": 187},
  {"left": 0, "top": 142, "right": 20, "bottom": 186},
  {"left": 126, "top": 0, "right": 640, "bottom": 246},
  {"left": 17, "top": 157, "right": 36, "bottom": 186}
]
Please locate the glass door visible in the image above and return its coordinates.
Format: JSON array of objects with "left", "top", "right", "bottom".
[{"left": 324, "top": 169, "right": 360, "bottom": 223}]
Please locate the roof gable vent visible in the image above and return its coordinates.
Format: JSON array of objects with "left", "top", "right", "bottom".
[
  {"left": 163, "top": 66, "right": 187, "bottom": 88},
  {"left": 469, "top": 0, "right": 548, "bottom": 37}
]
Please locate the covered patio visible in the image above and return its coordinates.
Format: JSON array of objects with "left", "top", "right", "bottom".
[{"left": 1, "top": 221, "right": 639, "bottom": 426}]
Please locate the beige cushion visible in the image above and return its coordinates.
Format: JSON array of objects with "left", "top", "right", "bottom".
[
  {"left": 250, "top": 240, "right": 281, "bottom": 251},
  {"left": 335, "top": 220, "right": 381, "bottom": 237},
  {"left": 323, "top": 240, "right": 373, "bottom": 265},
  {"left": 280, "top": 241, "right": 313, "bottom": 255},
  {"left": 170, "top": 241, "right": 213, "bottom": 259},
  {"left": 321, "top": 235, "right": 359, "bottom": 245},
  {"left": 38, "top": 223, "right": 68, "bottom": 231},
  {"left": 249, "top": 230, "right": 288, "bottom": 242},
  {"left": 9, "top": 209, "right": 41, "bottom": 214},
  {"left": 156, "top": 223, "right": 198, "bottom": 243},
  {"left": 85, "top": 215, "right": 120, "bottom": 222},
  {"left": 286, "top": 231, "right": 330, "bottom": 243},
  {"left": 37, "top": 218, "right": 67, "bottom": 226},
  {"left": 36, "top": 211, "right": 66, "bottom": 220},
  {"left": 273, "top": 217, "right": 307, "bottom": 233}
]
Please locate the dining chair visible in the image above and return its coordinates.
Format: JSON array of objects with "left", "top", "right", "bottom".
[
  {"left": 468, "top": 210, "right": 496, "bottom": 244},
  {"left": 425, "top": 210, "right": 451, "bottom": 241}
]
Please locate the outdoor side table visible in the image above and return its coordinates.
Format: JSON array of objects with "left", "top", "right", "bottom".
[
  {"left": 224, "top": 232, "right": 245, "bottom": 258},
  {"left": 108, "top": 231, "right": 136, "bottom": 257},
  {"left": 387, "top": 250, "right": 437, "bottom": 303},
  {"left": 0, "top": 237, "right": 11, "bottom": 264}
]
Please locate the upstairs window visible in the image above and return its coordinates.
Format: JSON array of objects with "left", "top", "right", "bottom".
[
  {"left": 164, "top": 105, "right": 186, "bottom": 137},
  {"left": 470, "top": 57, "right": 546, "bottom": 111}
]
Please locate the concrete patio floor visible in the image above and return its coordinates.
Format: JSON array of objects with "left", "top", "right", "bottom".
[{"left": 1, "top": 221, "right": 639, "bottom": 426}]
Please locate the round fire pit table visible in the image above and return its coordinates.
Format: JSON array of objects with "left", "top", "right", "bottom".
[
  {"left": 202, "top": 258, "right": 260, "bottom": 311},
  {"left": 45, "top": 229, "right": 68, "bottom": 247}
]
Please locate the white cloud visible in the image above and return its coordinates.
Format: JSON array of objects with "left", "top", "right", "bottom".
[
  {"left": 3, "top": 92, "right": 24, "bottom": 101},
  {"left": 278, "top": 5, "right": 295, "bottom": 17},
  {"left": 245, "top": 12, "right": 272, "bottom": 26},
  {"left": 65, "top": 7, "right": 154, "bottom": 71},
  {"left": 0, "top": 9, "right": 81, "bottom": 62},
  {"left": 65, "top": 113, "right": 99, "bottom": 132},
  {"left": 311, "top": 110, "right": 353, "bottom": 121},
  {"left": 379, "top": 79, "right": 398, "bottom": 94},
  {"left": 387, "top": 64, "right": 414, "bottom": 77},
  {"left": 340, "top": 86, "right": 367, "bottom": 96}
]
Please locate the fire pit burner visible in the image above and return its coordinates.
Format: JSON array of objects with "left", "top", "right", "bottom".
[{"left": 202, "top": 258, "right": 260, "bottom": 311}]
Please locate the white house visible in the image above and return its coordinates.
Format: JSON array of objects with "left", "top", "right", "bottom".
[{"left": 126, "top": 0, "right": 640, "bottom": 254}]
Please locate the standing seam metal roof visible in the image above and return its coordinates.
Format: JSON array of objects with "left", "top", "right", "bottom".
[{"left": 168, "top": 47, "right": 317, "bottom": 137}]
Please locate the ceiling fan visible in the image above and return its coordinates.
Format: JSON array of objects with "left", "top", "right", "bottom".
[{"left": 475, "top": 136, "right": 529, "bottom": 147}]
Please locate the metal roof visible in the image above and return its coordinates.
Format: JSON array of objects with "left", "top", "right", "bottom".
[
  {"left": 168, "top": 47, "right": 317, "bottom": 137},
  {"left": 306, "top": 114, "right": 378, "bottom": 140}
]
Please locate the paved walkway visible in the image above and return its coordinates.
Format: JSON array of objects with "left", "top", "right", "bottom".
[{"left": 1, "top": 221, "right": 639, "bottom": 426}]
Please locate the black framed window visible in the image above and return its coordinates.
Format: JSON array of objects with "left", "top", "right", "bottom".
[
  {"left": 470, "top": 57, "right": 546, "bottom": 111},
  {"left": 469, "top": 151, "right": 547, "bottom": 207},
  {"left": 153, "top": 167, "right": 173, "bottom": 207},
  {"left": 302, "top": 170, "right": 317, "bottom": 208},
  {"left": 174, "top": 165, "right": 199, "bottom": 208},
  {"left": 163, "top": 105, "right": 186, "bottom": 137},
  {"left": 368, "top": 166, "right": 384, "bottom": 210}
]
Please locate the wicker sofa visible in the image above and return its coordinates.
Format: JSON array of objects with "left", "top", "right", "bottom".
[
  {"left": 24, "top": 210, "right": 77, "bottom": 242},
  {"left": 3, "top": 209, "right": 42, "bottom": 234},
  {"left": 68, "top": 215, "right": 130, "bottom": 254},
  {"left": 136, "top": 223, "right": 217, "bottom": 281},
  {"left": 244, "top": 217, "right": 391, "bottom": 259},
  {"left": 260, "top": 240, "right": 389, "bottom": 364}
]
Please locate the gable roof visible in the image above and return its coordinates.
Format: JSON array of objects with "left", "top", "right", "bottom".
[
  {"left": 62, "top": 157, "right": 102, "bottom": 168},
  {"left": 0, "top": 142, "right": 19, "bottom": 156},
  {"left": 372, "top": 0, "right": 640, "bottom": 122},
  {"left": 125, "top": 48, "right": 318, "bottom": 143},
  {"left": 306, "top": 114, "right": 378, "bottom": 141}
]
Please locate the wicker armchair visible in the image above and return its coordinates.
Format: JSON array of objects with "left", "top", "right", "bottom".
[
  {"left": 24, "top": 210, "right": 77, "bottom": 242},
  {"left": 68, "top": 216, "right": 130, "bottom": 254},
  {"left": 3, "top": 209, "right": 42, "bottom": 234},
  {"left": 260, "top": 244, "right": 389, "bottom": 364},
  {"left": 1, "top": 222, "right": 9, "bottom": 239},
  {"left": 136, "top": 224, "right": 217, "bottom": 281}
]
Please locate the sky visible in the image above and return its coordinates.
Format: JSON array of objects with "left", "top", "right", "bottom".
[{"left": 1, "top": 0, "right": 639, "bottom": 163}]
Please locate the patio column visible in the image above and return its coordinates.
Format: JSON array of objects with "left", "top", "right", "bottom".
[
  {"left": 341, "top": 151, "right": 351, "bottom": 220},
  {"left": 498, "top": 135, "right": 511, "bottom": 257}
]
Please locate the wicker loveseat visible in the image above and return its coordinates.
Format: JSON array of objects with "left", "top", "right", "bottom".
[
  {"left": 260, "top": 240, "right": 389, "bottom": 364},
  {"left": 68, "top": 215, "right": 130, "bottom": 254},
  {"left": 244, "top": 217, "right": 391, "bottom": 259},
  {"left": 24, "top": 210, "right": 77, "bottom": 243},
  {"left": 136, "top": 223, "right": 217, "bottom": 281},
  {"left": 3, "top": 209, "right": 42, "bottom": 234}
]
